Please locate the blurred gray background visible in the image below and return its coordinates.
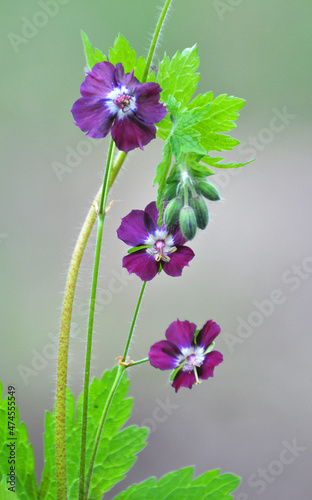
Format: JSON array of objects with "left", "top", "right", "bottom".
[{"left": 1, "top": 0, "right": 311, "bottom": 498}]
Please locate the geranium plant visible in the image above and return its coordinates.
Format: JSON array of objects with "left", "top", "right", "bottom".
[{"left": 0, "top": 0, "right": 253, "bottom": 498}]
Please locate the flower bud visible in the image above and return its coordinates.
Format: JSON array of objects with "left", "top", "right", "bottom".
[
  {"left": 162, "top": 182, "right": 178, "bottom": 201},
  {"left": 164, "top": 197, "right": 183, "bottom": 227},
  {"left": 190, "top": 195, "right": 209, "bottom": 230},
  {"left": 179, "top": 205, "right": 197, "bottom": 240},
  {"left": 197, "top": 181, "right": 220, "bottom": 201}
]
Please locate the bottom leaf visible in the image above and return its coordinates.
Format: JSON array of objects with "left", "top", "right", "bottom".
[{"left": 113, "top": 466, "right": 241, "bottom": 499}]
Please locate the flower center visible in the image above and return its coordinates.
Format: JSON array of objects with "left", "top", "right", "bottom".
[
  {"left": 113, "top": 91, "right": 133, "bottom": 113},
  {"left": 154, "top": 240, "right": 169, "bottom": 262},
  {"left": 106, "top": 85, "right": 136, "bottom": 118},
  {"left": 179, "top": 346, "right": 205, "bottom": 372},
  {"left": 145, "top": 230, "right": 177, "bottom": 263}
]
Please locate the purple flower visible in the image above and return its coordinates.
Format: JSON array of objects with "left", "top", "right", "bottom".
[
  {"left": 71, "top": 61, "right": 166, "bottom": 153},
  {"left": 117, "top": 202, "right": 194, "bottom": 281},
  {"left": 148, "top": 319, "right": 223, "bottom": 392}
]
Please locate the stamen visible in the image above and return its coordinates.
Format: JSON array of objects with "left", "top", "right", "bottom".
[
  {"left": 193, "top": 367, "right": 201, "bottom": 385},
  {"left": 113, "top": 92, "right": 133, "bottom": 113}
]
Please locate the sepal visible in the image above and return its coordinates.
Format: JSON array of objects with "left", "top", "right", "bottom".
[
  {"left": 164, "top": 197, "right": 183, "bottom": 227},
  {"left": 197, "top": 181, "right": 220, "bottom": 201},
  {"left": 190, "top": 195, "right": 209, "bottom": 230},
  {"left": 179, "top": 205, "right": 197, "bottom": 240}
]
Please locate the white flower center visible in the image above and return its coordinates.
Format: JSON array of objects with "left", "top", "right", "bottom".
[
  {"left": 145, "top": 229, "right": 177, "bottom": 263},
  {"left": 178, "top": 346, "right": 205, "bottom": 372},
  {"left": 106, "top": 85, "right": 137, "bottom": 118}
]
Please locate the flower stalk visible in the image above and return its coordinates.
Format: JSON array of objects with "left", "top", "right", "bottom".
[
  {"left": 78, "top": 139, "right": 115, "bottom": 500},
  {"left": 83, "top": 280, "right": 147, "bottom": 499},
  {"left": 55, "top": 148, "right": 127, "bottom": 498}
]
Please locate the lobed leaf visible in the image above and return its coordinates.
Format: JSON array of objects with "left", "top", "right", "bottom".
[
  {"left": 39, "top": 368, "right": 148, "bottom": 500},
  {"left": 109, "top": 34, "right": 137, "bottom": 74},
  {"left": 156, "top": 46, "right": 200, "bottom": 141},
  {"left": 157, "top": 46, "right": 200, "bottom": 107},
  {"left": 113, "top": 466, "right": 241, "bottom": 499},
  {"left": 81, "top": 31, "right": 107, "bottom": 71},
  {"left": 154, "top": 141, "right": 172, "bottom": 207},
  {"left": 200, "top": 154, "right": 254, "bottom": 169},
  {"left": 189, "top": 93, "right": 246, "bottom": 152}
]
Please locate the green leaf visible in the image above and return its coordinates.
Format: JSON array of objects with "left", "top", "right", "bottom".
[
  {"left": 154, "top": 141, "right": 172, "bottom": 207},
  {"left": 81, "top": 31, "right": 107, "bottom": 71},
  {"left": 189, "top": 93, "right": 246, "bottom": 152},
  {"left": 39, "top": 368, "right": 148, "bottom": 500},
  {"left": 200, "top": 155, "right": 254, "bottom": 169},
  {"left": 186, "top": 155, "right": 215, "bottom": 178},
  {"left": 166, "top": 96, "right": 210, "bottom": 158},
  {"left": 113, "top": 467, "right": 241, "bottom": 499},
  {"left": 0, "top": 381, "right": 38, "bottom": 499},
  {"left": 109, "top": 34, "right": 137, "bottom": 74},
  {"left": 157, "top": 46, "right": 200, "bottom": 107},
  {"left": 127, "top": 245, "right": 151, "bottom": 254},
  {"left": 156, "top": 46, "right": 200, "bottom": 141}
]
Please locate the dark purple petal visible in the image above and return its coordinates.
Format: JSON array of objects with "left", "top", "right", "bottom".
[
  {"left": 162, "top": 246, "right": 194, "bottom": 277},
  {"left": 134, "top": 82, "right": 167, "bottom": 124},
  {"left": 115, "top": 63, "right": 140, "bottom": 90},
  {"left": 196, "top": 320, "right": 221, "bottom": 349},
  {"left": 117, "top": 209, "right": 150, "bottom": 246},
  {"left": 122, "top": 251, "right": 159, "bottom": 281},
  {"left": 171, "top": 226, "right": 188, "bottom": 246},
  {"left": 80, "top": 61, "right": 117, "bottom": 97},
  {"left": 199, "top": 351, "right": 223, "bottom": 380},
  {"left": 148, "top": 340, "right": 181, "bottom": 370},
  {"left": 165, "top": 319, "right": 197, "bottom": 349},
  {"left": 172, "top": 370, "right": 196, "bottom": 392},
  {"left": 71, "top": 98, "right": 114, "bottom": 138},
  {"left": 111, "top": 114, "right": 156, "bottom": 152},
  {"left": 144, "top": 201, "right": 160, "bottom": 229}
]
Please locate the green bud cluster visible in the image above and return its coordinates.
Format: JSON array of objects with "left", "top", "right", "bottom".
[{"left": 163, "top": 162, "right": 220, "bottom": 240}]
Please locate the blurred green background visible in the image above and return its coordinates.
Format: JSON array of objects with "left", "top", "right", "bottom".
[{"left": 1, "top": 0, "right": 312, "bottom": 498}]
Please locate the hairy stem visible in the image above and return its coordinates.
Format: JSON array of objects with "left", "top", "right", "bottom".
[
  {"left": 55, "top": 148, "right": 126, "bottom": 499},
  {"left": 142, "top": 0, "right": 173, "bottom": 83},
  {"left": 84, "top": 281, "right": 147, "bottom": 499},
  {"left": 78, "top": 140, "right": 115, "bottom": 499}
]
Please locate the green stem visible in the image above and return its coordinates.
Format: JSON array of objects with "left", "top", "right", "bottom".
[
  {"left": 78, "top": 140, "right": 115, "bottom": 500},
  {"left": 122, "top": 281, "right": 147, "bottom": 361},
  {"left": 84, "top": 281, "right": 147, "bottom": 499},
  {"left": 142, "top": 0, "right": 173, "bottom": 83},
  {"left": 127, "top": 357, "right": 149, "bottom": 367},
  {"left": 55, "top": 149, "right": 128, "bottom": 499},
  {"left": 55, "top": 192, "right": 100, "bottom": 500}
]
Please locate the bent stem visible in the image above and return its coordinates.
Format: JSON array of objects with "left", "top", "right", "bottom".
[
  {"left": 84, "top": 281, "right": 147, "bottom": 499},
  {"left": 78, "top": 140, "right": 115, "bottom": 500},
  {"left": 55, "top": 148, "right": 125, "bottom": 500}
]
